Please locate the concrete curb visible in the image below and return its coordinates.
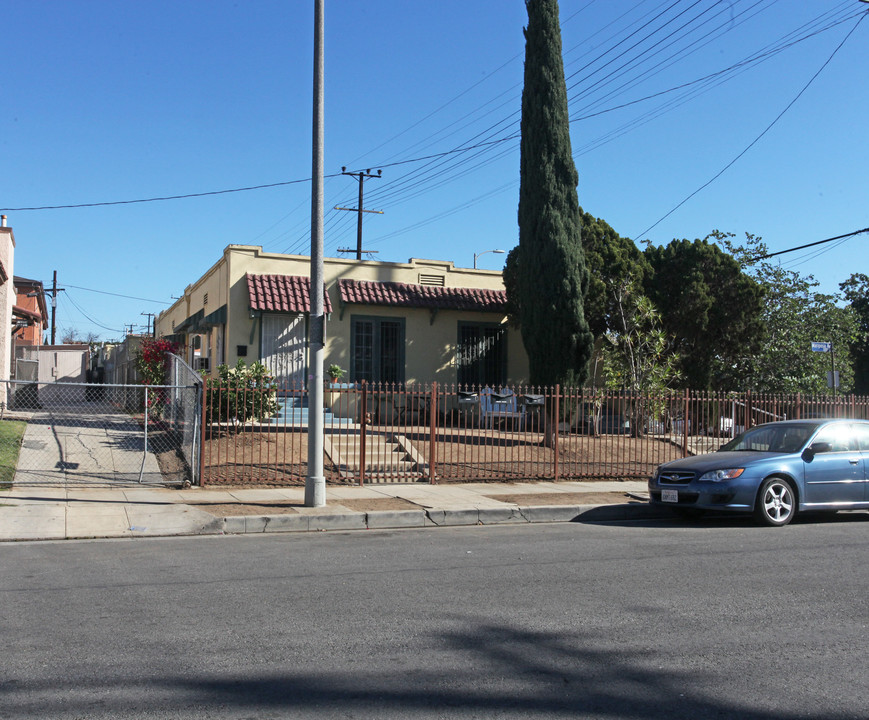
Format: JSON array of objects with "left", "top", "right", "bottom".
[
  {"left": 1, "top": 494, "right": 666, "bottom": 542},
  {"left": 218, "top": 502, "right": 671, "bottom": 536}
]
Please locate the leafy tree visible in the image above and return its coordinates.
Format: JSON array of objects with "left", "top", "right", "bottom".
[
  {"left": 60, "top": 329, "right": 100, "bottom": 344},
  {"left": 512, "top": 0, "right": 593, "bottom": 389},
  {"left": 600, "top": 281, "right": 681, "bottom": 435},
  {"left": 602, "top": 284, "right": 681, "bottom": 394},
  {"left": 718, "top": 232, "right": 855, "bottom": 393},
  {"left": 504, "top": 207, "right": 648, "bottom": 341},
  {"left": 580, "top": 209, "right": 649, "bottom": 339},
  {"left": 643, "top": 237, "right": 765, "bottom": 390},
  {"left": 840, "top": 273, "right": 869, "bottom": 395}
]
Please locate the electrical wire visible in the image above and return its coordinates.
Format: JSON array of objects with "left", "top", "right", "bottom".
[
  {"left": 0, "top": 178, "right": 318, "bottom": 213},
  {"left": 4, "top": 1, "right": 865, "bottom": 261},
  {"left": 634, "top": 9, "right": 866, "bottom": 241},
  {"left": 63, "top": 283, "right": 172, "bottom": 305},
  {"left": 749, "top": 227, "right": 869, "bottom": 262},
  {"left": 59, "top": 292, "right": 124, "bottom": 335}
]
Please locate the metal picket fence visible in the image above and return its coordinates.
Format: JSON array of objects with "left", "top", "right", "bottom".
[
  {"left": 0, "top": 372, "right": 201, "bottom": 488},
  {"left": 199, "top": 382, "right": 869, "bottom": 487}
]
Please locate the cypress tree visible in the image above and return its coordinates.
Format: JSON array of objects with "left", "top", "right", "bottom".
[{"left": 515, "top": 0, "right": 593, "bottom": 388}]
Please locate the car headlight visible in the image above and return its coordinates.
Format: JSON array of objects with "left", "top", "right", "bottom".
[{"left": 698, "top": 468, "right": 744, "bottom": 482}]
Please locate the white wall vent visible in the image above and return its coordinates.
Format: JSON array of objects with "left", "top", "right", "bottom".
[{"left": 419, "top": 274, "right": 445, "bottom": 287}]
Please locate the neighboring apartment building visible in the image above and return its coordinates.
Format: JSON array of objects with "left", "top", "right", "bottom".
[
  {"left": 154, "top": 245, "right": 528, "bottom": 388},
  {"left": 13, "top": 276, "right": 47, "bottom": 347}
]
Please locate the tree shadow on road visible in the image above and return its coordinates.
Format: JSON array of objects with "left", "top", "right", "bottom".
[{"left": 3, "top": 619, "right": 841, "bottom": 719}]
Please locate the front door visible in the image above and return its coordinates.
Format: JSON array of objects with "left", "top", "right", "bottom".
[
  {"left": 261, "top": 314, "right": 306, "bottom": 389},
  {"left": 803, "top": 423, "right": 863, "bottom": 507}
]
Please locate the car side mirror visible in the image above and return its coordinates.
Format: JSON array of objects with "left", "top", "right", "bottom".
[{"left": 802, "top": 442, "right": 832, "bottom": 462}]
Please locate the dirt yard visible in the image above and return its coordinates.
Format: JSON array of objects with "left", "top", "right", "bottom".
[{"left": 196, "top": 426, "right": 685, "bottom": 487}]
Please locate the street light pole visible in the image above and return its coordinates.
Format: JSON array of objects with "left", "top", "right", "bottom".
[
  {"left": 473, "top": 249, "right": 505, "bottom": 269},
  {"left": 305, "top": 0, "right": 326, "bottom": 508}
]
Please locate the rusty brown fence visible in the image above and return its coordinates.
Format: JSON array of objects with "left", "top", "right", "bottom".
[{"left": 199, "top": 382, "right": 869, "bottom": 487}]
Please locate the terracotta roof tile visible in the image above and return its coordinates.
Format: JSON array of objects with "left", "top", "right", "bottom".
[
  {"left": 247, "top": 274, "right": 332, "bottom": 314},
  {"left": 337, "top": 279, "right": 507, "bottom": 313}
]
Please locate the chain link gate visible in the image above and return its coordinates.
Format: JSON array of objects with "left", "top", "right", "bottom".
[{"left": 1, "top": 375, "right": 201, "bottom": 489}]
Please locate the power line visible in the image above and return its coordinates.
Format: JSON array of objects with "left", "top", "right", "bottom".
[
  {"left": 60, "top": 291, "right": 123, "bottom": 335},
  {"left": 634, "top": 9, "right": 866, "bottom": 241},
  {"left": 749, "top": 227, "right": 869, "bottom": 262},
  {"left": 63, "top": 283, "right": 172, "bottom": 304},
  {"left": 0, "top": 5, "right": 752, "bottom": 218},
  {"left": 0, "top": 177, "right": 317, "bottom": 212},
  {"left": 4, "top": 4, "right": 854, "bottom": 225},
  {"left": 5, "top": 1, "right": 865, "bottom": 258}
]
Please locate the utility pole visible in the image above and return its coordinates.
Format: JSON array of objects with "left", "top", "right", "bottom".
[
  {"left": 140, "top": 312, "right": 155, "bottom": 336},
  {"left": 336, "top": 167, "right": 383, "bottom": 259},
  {"left": 48, "top": 271, "right": 65, "bottom": 345},
  {"left": 306, "top": 0, "right": 326, "bottom": 508}
]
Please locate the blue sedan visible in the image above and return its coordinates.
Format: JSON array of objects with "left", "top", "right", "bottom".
[{"left": 648, "top": 419, "right": 869, "bottom": 526}]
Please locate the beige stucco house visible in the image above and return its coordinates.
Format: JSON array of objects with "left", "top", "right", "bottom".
[{"left": 154, "top": 245, "right": 528, "bottom": 388}]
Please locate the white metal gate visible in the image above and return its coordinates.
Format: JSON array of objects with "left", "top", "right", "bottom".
[{"left": 261, "top": 313, "right": 306, "bottom": 388}]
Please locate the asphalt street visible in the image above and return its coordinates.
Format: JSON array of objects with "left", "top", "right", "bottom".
[{"left": 2, "top": 514, "right": 868, "bottom": 719}]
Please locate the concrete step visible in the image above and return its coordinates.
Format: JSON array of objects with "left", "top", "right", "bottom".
[
  {"left": 324, "top": 433, "right": 423, "bottom": 477},
  {"left": 269, "top": 397, "right": 355, "bottom": 426}
]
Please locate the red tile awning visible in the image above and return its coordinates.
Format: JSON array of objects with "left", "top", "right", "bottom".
[
  {"left": 247, "top": 274, "right": 332, "bottom": 314},
  {"left": 337, "top": 279, "right": 507, "bottom": 312}
]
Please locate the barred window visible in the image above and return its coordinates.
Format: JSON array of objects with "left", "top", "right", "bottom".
[
  {"left": 457, "top": 322, "right": 507, "bottom": 387},
  {"left": 350, "top": 316, "right": 405, "bottom": 384}
]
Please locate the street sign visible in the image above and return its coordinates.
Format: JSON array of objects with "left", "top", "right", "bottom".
[{"left": 811, "top": 342, "right": 832, "bottom": 352}]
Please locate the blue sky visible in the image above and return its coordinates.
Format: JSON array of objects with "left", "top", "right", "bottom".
[{"left": 2, "top": 0, "right": 867, "bottom": 342}]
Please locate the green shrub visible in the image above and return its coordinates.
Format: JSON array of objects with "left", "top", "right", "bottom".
[
  {"left": 135, "top": 337, "right": 179, "bottom": 417},
  {"left": 205, "top": 360, "right": 279, "bottom": 428}
]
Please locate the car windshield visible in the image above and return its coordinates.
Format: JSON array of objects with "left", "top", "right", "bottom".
[{"left": 719, "top": 423, "right": 818, "bottom": 453}]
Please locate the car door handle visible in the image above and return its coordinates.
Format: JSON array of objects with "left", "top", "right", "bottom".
[{"left": 849, "top": 459, "right": 859, "bottom": 465}]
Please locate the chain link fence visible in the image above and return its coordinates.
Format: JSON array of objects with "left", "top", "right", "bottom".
[
  {"left": 1, "top": 371, "right": 201, "bottom": 488},
  {"left": 164, "top": 353, "right": 204, "bottom": 485}
]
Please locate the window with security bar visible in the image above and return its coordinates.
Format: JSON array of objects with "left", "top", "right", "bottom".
[
  {"left": 350, "top": 316, "right": 405, "bottom": 384},
  {"left": 457, "top": 322, "right": 507, "bottom": 387}
]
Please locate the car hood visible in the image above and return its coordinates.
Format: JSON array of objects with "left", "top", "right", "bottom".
[{"left": 659, "top": 450, "right": 793, "bottom": 473}]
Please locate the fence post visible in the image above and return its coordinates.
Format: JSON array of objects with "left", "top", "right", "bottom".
[
  {"left": 359, "top": 380, "right": 367, "bottom": 487},
  {"left": 199, "top": 379, "right": 207, "bottom": 487},
  {"left": 429, "top": 382, "right": 438, "bottom": 484},
  {"left": 138, "top": 386, "right": 149, "bottom": 483},
  {"left": 553, "top": 384, "right": 560, "bottom": 482},
  {"left": 746, "top": 389, "right": 752, "bottom": 429},
  {"left": 682, "top": 388, "right": 689, "bottom": 458}
]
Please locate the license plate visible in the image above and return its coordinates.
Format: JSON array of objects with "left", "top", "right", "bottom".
[{"left": 661, "top": 489, "right": 679, "bottom": 503}]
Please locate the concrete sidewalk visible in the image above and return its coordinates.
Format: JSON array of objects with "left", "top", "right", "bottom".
[{"left": 0, "top": 480, "right": 660, "bottom": 542}]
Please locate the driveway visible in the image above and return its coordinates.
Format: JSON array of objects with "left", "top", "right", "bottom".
[{"left": 12, "top": 405, "right": 162, "bottom": 487}]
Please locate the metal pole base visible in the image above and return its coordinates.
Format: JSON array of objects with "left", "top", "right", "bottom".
[{"left": 304, "top": 476, "right": 326, "bottom": 507}]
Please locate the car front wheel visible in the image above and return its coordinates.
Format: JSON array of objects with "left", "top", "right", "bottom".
[{"left": 754, "top": 477, "right": 796, "bottom": 527}]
